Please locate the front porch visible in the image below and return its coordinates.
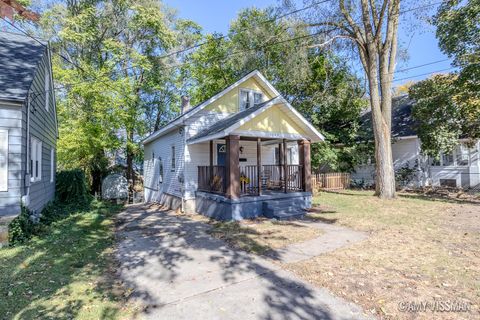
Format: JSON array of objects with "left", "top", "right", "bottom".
[{"left": 194, "top": 135, "right": 313, "bottom": 220}]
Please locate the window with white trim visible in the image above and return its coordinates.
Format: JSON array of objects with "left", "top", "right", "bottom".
[
  {"left": 45, "top": 69, "right": 50, "bottom": 111},
  {"left": 171, "top": 145, "right": 176, "bottom": 171},
  {"left": 31, "top": 137, "right": 42, "bottom": 182},
  {"left": 50, "top": 148, "right": 55, "bottom": 183},
  {"left": 239, "top": 89, "right": 263, "bottom": 110},
  {"left": 455, "top": 144, "right": 469, "bottom": 166}
]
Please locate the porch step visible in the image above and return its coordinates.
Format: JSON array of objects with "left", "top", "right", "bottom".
[{"left": 262, "top": 201, "right": 307, "bottom": 220}]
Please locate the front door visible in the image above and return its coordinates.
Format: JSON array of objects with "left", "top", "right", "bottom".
[{"left": 217, "top": 144, "right": 226, "bottom": 166}]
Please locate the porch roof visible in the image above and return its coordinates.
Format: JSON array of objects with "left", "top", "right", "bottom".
[{"left": 187, "top": 96, "right": 325, "bottom": 144}]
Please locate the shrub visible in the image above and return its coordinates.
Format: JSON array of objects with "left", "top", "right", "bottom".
[
  {"left": 8, "top": 206, "right": 40, "bottom": 245},
  {"left": 39, "top": 202, "right": 68, "bottom": 225},
  {"left": 56, "top": 169, "right": 89, "bottom": 204}
]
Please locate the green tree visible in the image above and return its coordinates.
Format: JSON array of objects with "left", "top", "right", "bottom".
[
  {"left": 185, "top": 8, "right": 366, "bottom": 172},
  {"left": 409, "top": 0, "right": 479, "bottom": 156},
  {"left": 40, "top": 0, "right": 199, "bottom": 194}
]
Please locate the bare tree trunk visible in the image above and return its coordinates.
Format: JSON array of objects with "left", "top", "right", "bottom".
[
  {"left": 331, "top": 0, "right": 399, "bottom": 198},
  {"left": 126, "top": 129, "right": 135, "bottom": 203}
]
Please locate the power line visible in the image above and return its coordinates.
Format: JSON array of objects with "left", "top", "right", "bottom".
[
  {"left": 157, "top": 0, "right": 332, "bottom": 60},
  {"left": 1, "top": 1, "right": 467, "bottom": 95}
]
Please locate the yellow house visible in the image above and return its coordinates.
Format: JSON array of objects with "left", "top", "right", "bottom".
[{"left": 143, "top": 70, "right": 324, "bottom": 220}]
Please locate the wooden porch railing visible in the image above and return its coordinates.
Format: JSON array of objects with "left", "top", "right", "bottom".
[
  {"left": 240, "top": 165, "right": 258, "bottom": 195},
  {"left": 312, "top": 172, "right": 350, "bottom": 190},
  {"left": 198, "top": 166, "right": 226, "bottom": 194},
  {"left": 198, "top": 164, "right": 306, "bottom": 196}
]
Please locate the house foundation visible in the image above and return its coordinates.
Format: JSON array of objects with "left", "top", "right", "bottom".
[{"left": 195, "top": 191, "right": 312, "bottom": 221}]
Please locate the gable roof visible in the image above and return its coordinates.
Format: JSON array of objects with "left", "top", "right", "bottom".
[
  {"left": 0, "top": 31, "right": 47, "bottom": 102},
  {"left": 360, "top": 95, "right": 417, "bottom": 139},
  {"left": 188, "top": 98, "right": 278, "bottom": 143},
  {"left": 187, "top": 96, "right": 325, "bottom": 144},
  {"left": 142, "top": 70, "right": 281, "bottom": 144}
]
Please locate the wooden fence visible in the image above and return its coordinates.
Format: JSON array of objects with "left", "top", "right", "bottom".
[{"left": 312, "top": 172, "right": 351, "bottom": 191}]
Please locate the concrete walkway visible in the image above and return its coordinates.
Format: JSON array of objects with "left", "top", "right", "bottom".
[
  {"left": 268, "top": 221, "right": 367, "bottom": 263},
  {"left": 116, "top": 204, "right": 373, "bottom": 320}
]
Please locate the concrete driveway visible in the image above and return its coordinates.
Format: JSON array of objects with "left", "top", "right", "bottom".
[{"left": 116, "top": 204, "right": 372, "bottom": 320}]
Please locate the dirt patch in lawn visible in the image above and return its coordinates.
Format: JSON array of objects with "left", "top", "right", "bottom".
[
  {"left": 208, "top": 219, "right": 323, "bottom": 255},
  {"left": 284, "top": 190, "right": 480, "bottom": 319}
]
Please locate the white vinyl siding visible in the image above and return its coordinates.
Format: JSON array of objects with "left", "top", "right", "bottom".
[
  {"left": 0, "top": 129, "right": 8, "bottom": 191},
  {"left": 30, "top": 137, "right": 42, "bottom": 182}
]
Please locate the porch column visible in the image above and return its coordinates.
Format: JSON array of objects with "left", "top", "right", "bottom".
[
  {"left": 225, "top": 135, "right": 240, "bottom": 199},
  {"left": 298, "top": 139, "right": 312, "bottom": 192},
  {"left": 209, "top": 140, "right": 213, "bottom": 192},
  {"left": 257, "top": 138, "right": 262, "bottom": 195},
  {"left": 283, "top": 139, "right": 288, "bottom": 193}
]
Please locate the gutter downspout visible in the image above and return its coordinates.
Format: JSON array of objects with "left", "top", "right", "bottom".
[
  {"left": 181, "top": 124, "right": 186, "bottom": 213},
  {"left": 22, "top": 96, "right": 31, "bottom": 207}
]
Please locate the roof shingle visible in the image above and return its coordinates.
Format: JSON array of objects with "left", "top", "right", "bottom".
[{"left": 0, "top": 31, "right": 47, "bottom": 102}]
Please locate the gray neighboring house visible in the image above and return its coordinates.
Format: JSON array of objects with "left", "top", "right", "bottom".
[
  {"left": 0, "top": 31, "right": 58, "bottom": 235},
  {"left": 352, "top": 96, "right": 480, "bottom": 189}
]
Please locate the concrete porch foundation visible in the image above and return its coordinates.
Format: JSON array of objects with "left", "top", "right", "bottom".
[{"left": 195, "top": 191, "right": 312, "bottom": 221}]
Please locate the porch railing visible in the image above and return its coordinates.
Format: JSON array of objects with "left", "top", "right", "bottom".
[
  {"left": 198, "top": 165, "right": 226, "bottom": 194},
  {"left": 198, "top": 164, "right": 304, "bottom": 196}
]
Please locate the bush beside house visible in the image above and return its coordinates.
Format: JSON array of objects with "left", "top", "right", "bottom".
[{"left": 7, "top": 169, "right": 90, "bottom": 246}]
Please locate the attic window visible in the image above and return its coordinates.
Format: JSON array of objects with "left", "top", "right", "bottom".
[{"left": 240, "top": 89, "right": 263, "bottom": 110}]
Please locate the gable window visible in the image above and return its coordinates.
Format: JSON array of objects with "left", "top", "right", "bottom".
[
  {"left": 171, "top": 145, "right": 176, "bottom": 171},
  {"left": 240, "top": 89, "right": 263, "bottom": 110},
  {"left": 31, "top": 137, "right": 42, "bottom": 182},
  {"left": 0, "top": 130, "right": 8, "bottom": 192},
  {"left": 45, "top": 69, "right": 50, "bottom": 111},
  {"left": 50, "top": 148, "right": 55, "bottom": 183}
]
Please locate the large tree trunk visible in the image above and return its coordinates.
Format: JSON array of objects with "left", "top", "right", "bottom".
[
  {"left": 334, "top": 0, "right": 399, "bottom": 199},
  {"left": 365, "top": 43, "right": 396, "bottom": 199},
  {"left": 126, "top": 129, "right": 135, "bottom": 203}
]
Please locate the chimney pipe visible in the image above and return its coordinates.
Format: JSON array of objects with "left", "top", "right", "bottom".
[{"left": 181, "top": 96, "right": 190, "bottom": 114}]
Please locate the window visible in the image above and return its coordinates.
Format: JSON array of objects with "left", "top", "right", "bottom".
[
  {"left": 455, "top": 144, "right": 469, "bottom": 166},
  {"left": 30, "top": 137, "right": 42, "bottom": 182},
  {"left": 0, "top": 130, "right": 8, "bottom": 192},
  {"left": 158, "top": 157, "right": 163, "bottom": 183},
  {"left": 287, "top": 147, "right": 294, "bottom": 164},
  {"left": 50, "top": 148, "right": 55, "bottom": 183},
  {"left": 239, "top": 89, "right": 263, "bottom": 110},
  {"left": 171, "top": 145, "right": 175, "bottom": 171},
  {"left": 45, "top": 69, "right": 50, "bottom": 111},
  {"left": 441, "top": 152, "right": 454, "bottom": 166},
  {"left": 274, "top": 147, "right": 280, "bottom": 165}
]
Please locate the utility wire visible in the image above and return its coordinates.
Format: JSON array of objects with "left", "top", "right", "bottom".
[{"left": 1, "top": 1, "right": 464, "bottom": 95}]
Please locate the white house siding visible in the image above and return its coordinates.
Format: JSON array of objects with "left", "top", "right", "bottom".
[
  {"left": 0, "top": 103, "right": 24, "bottom": 217},
  {"left": 144, "top": 127, "right": 185, "bottom": 202},
  {"left": 352, "top": 138, "right": 480, "bottom": 189},
  {"left": 25, "top": 49, "right": 57, "bottom": 214}
]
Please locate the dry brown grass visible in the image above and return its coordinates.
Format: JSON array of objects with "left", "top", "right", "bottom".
[
  {"left": 285, "top": 190, "right": 480, "bottom": 319},
  {"left": 207, "top": 219, "right": 323, "bottom": 255}
]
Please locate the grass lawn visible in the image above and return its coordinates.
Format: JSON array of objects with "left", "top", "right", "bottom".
[
  {"left": 0, "top": 200, "right": 133, "bottom": 320},
  {"left": 182, "top": 212, "right": 323, "bottom": 255},
  {"left": 285, "top": 190, "right": 480, "bottom": 319}
]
